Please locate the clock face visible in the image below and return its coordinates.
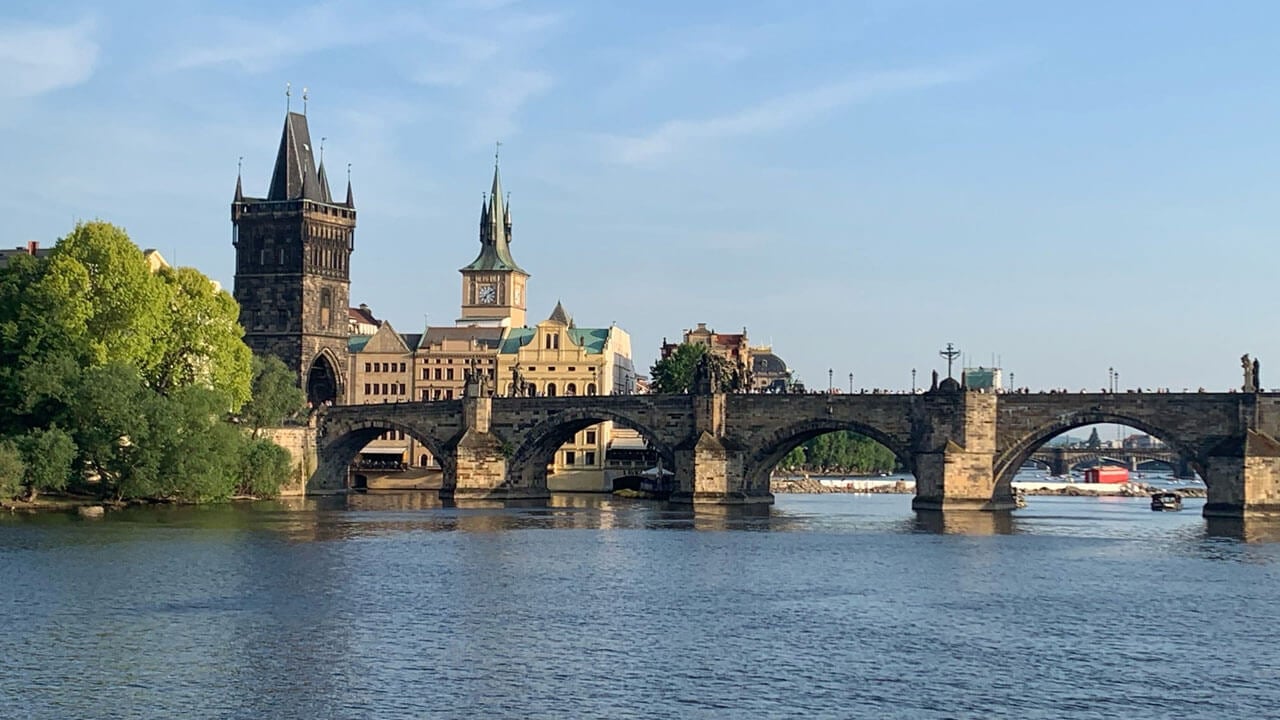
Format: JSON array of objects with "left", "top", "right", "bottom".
[{"left": 478, "top": 283, "right": 497, "bottom": 304}]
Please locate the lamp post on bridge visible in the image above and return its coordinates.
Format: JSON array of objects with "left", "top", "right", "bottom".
[
  {"left": 849, "top": 372, "right": 854, "bottom": 394},
  {"left": 828, "top": 368, "right": 833, "bottom": 394},
  {"left": 911, "top": 368, "right": 916, "bottom": 394},
  {"left": 1108, "top": 367, "right": 1115, "bottom": 393}
]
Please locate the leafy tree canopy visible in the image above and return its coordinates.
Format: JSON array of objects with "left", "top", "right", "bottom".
[
  {"left": 649, "top": 343, "right": 734, "bottom": 394},
  {"left": 240, "top": 355, "right": 307, "bottom": 436}
]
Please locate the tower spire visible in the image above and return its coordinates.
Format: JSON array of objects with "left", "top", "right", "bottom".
[
  {"left": 234, "top": 156, "right": 243, "bottom": 202},
  {"left": 345, "top": 163, "right": 354, "bottom": 207}
]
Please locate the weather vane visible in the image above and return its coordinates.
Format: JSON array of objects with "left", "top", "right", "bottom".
[
  {"left": 939, "top": 342, "right": 961, "bottom": 379},
  {"left": 495, "top": 140, "right": 502, "bottom": 165},
  {"left": 320, "top": 136, "right": 326, "bottom": 162},
  {"left": 302, "top": 87, "right": 309, "bottom": 114},
  {"left": 285, "top": 82, "right": 291, "bottom": 112}
]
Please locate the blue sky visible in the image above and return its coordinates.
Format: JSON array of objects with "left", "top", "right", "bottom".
[{"left": 3, "top": 0, "right": 1279, "bottom": 393}]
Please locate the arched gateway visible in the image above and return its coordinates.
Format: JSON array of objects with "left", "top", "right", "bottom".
[{"left": 313, "top": 383, "right": 1280, "bottom": 517}]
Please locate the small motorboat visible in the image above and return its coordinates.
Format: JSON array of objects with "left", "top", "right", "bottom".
[{"left": 1151, "top": 491, "right": 1183, "bottom": 511}]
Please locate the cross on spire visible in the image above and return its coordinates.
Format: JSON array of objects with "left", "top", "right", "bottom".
[
  {"left": 495, "top": 140, "right": 502, "bottom": 165},
  {"left": 285, "top": 82, "right": 291, "bottom": 112},
  {"left": 939, "top": 342, "right": 961, "bottom": 379},
  {"left": 302, "top": 87, "right": 309, "bottom": 115}
]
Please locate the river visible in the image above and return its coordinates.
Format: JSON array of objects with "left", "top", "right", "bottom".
[{"left": 2, "top": 492, "right": 1278, "bottom": 719}]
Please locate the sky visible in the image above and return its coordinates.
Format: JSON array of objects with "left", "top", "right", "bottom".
[{"left": 3, "top": 0, "right": 1280, "bottom": 394}]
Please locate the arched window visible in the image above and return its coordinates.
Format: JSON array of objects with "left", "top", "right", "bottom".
[
  {"left": 586, "top": 383, "right": 597, "bottom": 396},
  {"left": 419, "top": 454, "right": 428, "bottom": 468},
  {"left": 565, "top": 383, "right": 577, "bottom": 397},
  {"left": 319, "top": 288, "right": 332, "bottom": 329},
  {"left": 527, "top": 383, "right": 538, "bottom": 397},
  {"left": 546, "top": 383, "right": 557, "bottom": 397}
]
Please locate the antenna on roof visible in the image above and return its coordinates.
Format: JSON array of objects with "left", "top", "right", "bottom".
[
  {"left": 302, "top": 87, "right": 309, "bottom": 115},
  {"left": 285, "top": 82, "right": 291, "bottom": 112}
]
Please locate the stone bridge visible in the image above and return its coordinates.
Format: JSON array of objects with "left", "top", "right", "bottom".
[
  {"left": 1026, "top": 447, "right": 1189, "bottom": 476},
  {"left": 313, "top": 386, "right": 1280, "bottom": 517}
]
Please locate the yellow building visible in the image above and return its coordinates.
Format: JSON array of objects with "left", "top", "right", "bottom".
[
  {"left": 346, "top": 321, "right": 415, "bottom": 470},
  {"left": 496, "top": 301, "right": 636, "bottom": 491}
]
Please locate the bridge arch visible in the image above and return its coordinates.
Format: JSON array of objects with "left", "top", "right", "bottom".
[
  {"left": 996, "top": 412, "right": 1204, "bottom": 494},
  {"left": 317, "top": 417, "right": 454, "bottom": 490},
  {"left": 742, "top": 417, "right": 912, "bottom": 488},
  {"left": 507, "top": 407, "right": 677, "bottom": 490}
]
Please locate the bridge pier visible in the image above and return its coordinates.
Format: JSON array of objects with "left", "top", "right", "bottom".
[
  {"left": 1202, "top": 430, "right": 1280, "bottom": 517},
  {"left": 911, "top": 388, "right": 1014, "bottom": 512},
  {"left": 670, "top": 392, "right": 772, "bottom": 506},
  {"left": 447, "top": 393, "right": 549, "bottom": 502}
]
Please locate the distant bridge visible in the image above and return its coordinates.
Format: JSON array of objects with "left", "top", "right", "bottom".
[
  {"left": 313, "top": 384, "right": 1280, "bottom": 518},
  {"left": 1025, "top": 447, "right": 1192, "bottom": 476}
]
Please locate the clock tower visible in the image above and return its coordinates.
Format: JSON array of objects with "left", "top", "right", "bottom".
[{"left": 458, "top": 159, "right": 528, "bottom": 327}]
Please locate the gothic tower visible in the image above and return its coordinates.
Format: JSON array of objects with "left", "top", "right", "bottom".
[
  {"left": 458, "top": 159, "right": 528, "bottom": 327},
  {"left": 232, "top": 110, "right": 356, "bottom": 405}
]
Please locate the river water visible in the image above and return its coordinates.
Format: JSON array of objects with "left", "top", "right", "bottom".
[{"left": 2, "top": 492, "right": 1278, "bottom": 719}]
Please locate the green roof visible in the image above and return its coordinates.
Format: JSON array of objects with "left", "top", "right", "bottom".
[
  {"left": 348, "top": 335, "right": 372, "bottom": 352},
  {"left": 498, "top": 327, "right": 535, "bottom": 354},
  {"left": 497, "top": 326, "right": 610, "bottom": 355}
]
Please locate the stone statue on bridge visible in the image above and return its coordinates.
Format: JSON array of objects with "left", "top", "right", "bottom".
[
  {"left": 510, "top": 365, "right": 529, "bottom": 398},
  {"left": 1254, "top": 357, "right": 1261, "bottom": 392},
  {"left": 1242, "top": 354, "right": 1257, "bottom": 393},
  {"left": 465, "top": 368, "right": 492, "bottom": 398},
  {"left": 692, "top": 352, "right": 721, "bottom": 395}
]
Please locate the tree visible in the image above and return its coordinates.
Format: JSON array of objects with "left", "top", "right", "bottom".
[
  {"left": 649, "top": 343, "right": 734, "bottom": 394},
  {"left": 150, "top": 266, "right": 253, "bottom": 410},
  {"left": 240, "top": 355, "right": 307, "bottom": 436},
  {"left": 0, "top": 440, "right": 24, "bottom": 499},
  {"left": 15, "top": 427, "right": 77, "bottom": 501},
  {"left": 236, "top": 438, "right": 293, "bottom": 497},
  {"left": 1086, "top": 427, "right": 1102, "bottom": 449}
]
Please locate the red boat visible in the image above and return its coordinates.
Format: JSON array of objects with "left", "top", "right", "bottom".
[{"left": 1084, "top": 466, "right": 1129, "bottom": 484}]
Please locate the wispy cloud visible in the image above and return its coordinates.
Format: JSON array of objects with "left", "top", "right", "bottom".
[
  {"left": 601, "top": 62, "right": 987, "bottom": 165},
  {"left": 0, "top": 17, "right": 98, "bottom": 99},
  {"left": 170, "top": 3, "right": 394, "bottom": 71}
]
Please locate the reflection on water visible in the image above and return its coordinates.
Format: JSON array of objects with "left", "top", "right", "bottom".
[
  {"left": 4, "top": 493, "right": 1280, "bottom": 720},
  {"left": 912, "top": 509, "right": 1017, "bottom": 535}
]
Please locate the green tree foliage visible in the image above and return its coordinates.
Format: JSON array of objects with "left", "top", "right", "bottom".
[
  {"left": 15, "top": 427, "right": 76, "bottom": 501},
  {"left": 649, "top": 342, "right": 734, "bottom": 394},
  {"left": 236, "top": 438, "right": 293, "bottom": 497},
  {"left": 0, "top": 440, "right": 24, "bottom": 499},
  {"left": 240, "top": 355, "right": 307, "bottom": 436},
  {"left": 151, "top": 266, "right": 253, "bottom": 410},
  {"left": 779, "top": 432, "right": 899, "bottom": 474},
  {"left": 0, "top": 222, "right": 285, "bottom": 502}
]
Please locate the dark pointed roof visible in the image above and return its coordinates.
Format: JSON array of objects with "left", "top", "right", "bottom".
[
  {"left": 268, "top": 112, "right": 327, "bottom": 202},
  {"left": 461, "top": 163, "right": 524, "bottom": 273},
  {"left": 234, "top": 171, "right": 243, "bottom": 202},
  {"left": 316, "top": 161, "right": 333, "bottom": 203},
  {"left": 345, "top": 176, "right": 354, "bottom": 207},
  {"left": 548, "top": 300, "right": 570, "bottom": 326}
]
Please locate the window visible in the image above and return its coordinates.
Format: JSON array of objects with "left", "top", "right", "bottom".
[
  {"left": 446, "top": 368, "right": 454, "bottom": 381},
  {"left": 422, "top": 369, "right": 428, "bottom": 380},
  {"left": 433, "top": 389, "right": 442, "bottom": 400},
  {"left": 585, "top": 430, "right": 596, "bottom": 445},
  {"left": 565, "top": 451, "right": 576, "bottom": 465},
  {"left": 365, "top": 363, "right": 372, "bottom": 372},
  {"left": 399, "top": 362, "right": 406, "bottom": 372},
  {"left": 398, "top": 383, "right": 406, "bottom": 395},
  {"left": 435, "top": 368, "right": 442, "bottom": 380},
  {"left": 587, "top": 383, "right": 597, "bottom": 396},
  {"left": 565, "top": 383, "right": 577, "bottom": 397},
  {"left": 546, "top": 383, "right": 557, "bottom": 397},
  {"left": 445, "top": 389, "right": 453, "bottom": 400},
  {"left": 319, "top": 288, "right": 332, "bottom": 329},
  {"left": 421, "top": 389, "right": 429, "bottom": 401},
  {"left": 585, "top": 451, "right": 596, "bottom": 466},
  {"left": 364, "top": 383, "right": 371, "bottom": 395}
]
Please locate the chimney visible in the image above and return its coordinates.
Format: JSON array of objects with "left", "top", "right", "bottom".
[{"left": 25, "top": 241, "right": 38, "bottom": 254}]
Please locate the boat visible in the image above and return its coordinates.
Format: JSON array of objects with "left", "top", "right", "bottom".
[{"left": 1150, "top": 491, "right": 1183, "bottom": 511}]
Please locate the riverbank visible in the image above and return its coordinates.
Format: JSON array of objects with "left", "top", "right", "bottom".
[{"left": 770, "top": 475, "right": 1208, "bottom": 498}]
